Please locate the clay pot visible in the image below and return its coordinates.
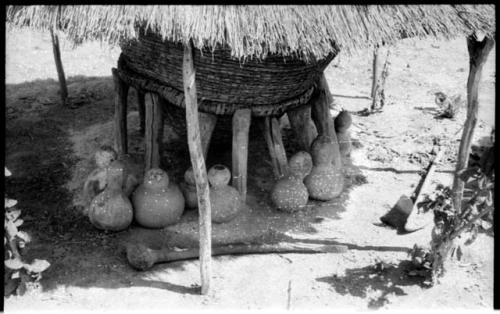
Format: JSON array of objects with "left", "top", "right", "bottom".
[
  {"left": 181, "top": 167, "right": 198, "bottom": 209},
  {"left": 207, "top": 165, "right": 241, "bottom": 223},
  {"left": 304, "top": 136, "right": 344, "bottom": 201},
  {"left": 88, "top": 161, "right": 133, "bottom": 231},
  {"left": 334, "top": 110, "right": 352, "bottom": 158},
  {"left": 334, "top": 110, "right": 352, "bottom": 133},
  {"left": 132, "top": 168, "right": 185, "bottom": 228},
  {"left": 271, "top": 151, "right": 313, "bottom": 212}
]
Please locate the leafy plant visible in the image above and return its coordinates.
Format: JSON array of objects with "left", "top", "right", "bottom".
[
  {"left": 409, "top": 143, "right": 494, "bottom": 283},
  {"left": 4, "top": 168, "right": 51, "bottom": 296}
]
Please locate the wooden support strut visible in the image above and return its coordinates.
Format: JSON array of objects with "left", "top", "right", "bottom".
[
  {"left": 262, "top": 116, "right": 289, "bottom": 179},
  {"left": 287, "top": 105, "right": 318, "bottom": 151},
  {"left": 232, "top": 108, "right": 252, "bottom": 201},
  {"left": 182, "top": 41, "right": 212, "bottom": 295},
  {"left": 137, "top": 89, "right": 146, "bottom": 135},
  {"left": 310, "top": 73, "right": 342, "bottom": 169},
  {"left": 199, "top": 111, "right": 218, "bottom": 160},
  {"left": 452, "top": 35, "right": 494, "bottom": 212},
  {"left": 112, "top": 68, "right": 129, "bottom": 155},
  {"left": 144, "top": 94, "right": 164, "bottom": 170}
]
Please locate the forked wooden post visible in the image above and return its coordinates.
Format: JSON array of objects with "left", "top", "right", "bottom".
[
  {"left": 262, "top": 116, "right": 289, "bottom": 179},
  {"left": 112, "top": 68, "right": 129, "bottom": 155},
  {"left": 50, "top": 27, "right": 68, "bottom": 107},
  {"left": 137, "top": 89, "right": 146, "bottom": 135},
  {"left": 199, "top": 111, "right": 218, "bottom": 159},
  {"left": 182, "top": 41, "right": 212, "bottom": 295},
  {"left": 144, "top": 94, "right": 164, "bottom": 169},
  {"left": 287, "top": 105, "right": 318, "bottom": 151},
  {"left": 310, "top": 73, "right": 342, "bottom": 168},
  {"left": 452, "top": 35, "right": 494, "bottom": 212},
  {"left": 232, "top": 109, "right": 252, "bottom": 201}
]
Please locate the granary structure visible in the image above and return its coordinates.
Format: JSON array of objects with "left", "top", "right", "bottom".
[{"left": 7, "top": 5, "right": 496, "bottom": 294}]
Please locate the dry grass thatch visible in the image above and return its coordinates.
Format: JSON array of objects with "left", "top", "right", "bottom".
[{"left": 7, "top": 5, "right": 496, "bottom": 61}]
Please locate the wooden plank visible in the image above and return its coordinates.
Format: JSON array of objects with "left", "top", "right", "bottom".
[
  {"left": 144, "top": 94, "right": 163, "bottom": 169},
  {"left": 137, "top": 89, "right": 146, "bottom": 135},
  {"left": 199, "top": 111, "right": 218, "bottom": 159},
  {"left": 50, "top": 28, "right": 68, "bottom": 107},
  {"left": 262, "top": 116, "right": 289, "bottom": 179},
  {"left": 183, "top": 41, "right": 212, "bottom": 296},
  {"left": 232, "top": 108, "right": 252, "bottom": 201},
  {"left": 310, "top": 73, "right": 342, "bottom": 169},
  {"left": 112, "top": 68, "right": 129, "bottom": 155},
  {"left": 287, "top": 105, "right": 317, "bottom": 151},
  {"left": 452, "top": 35, "right": 494, "bottom": 212}
]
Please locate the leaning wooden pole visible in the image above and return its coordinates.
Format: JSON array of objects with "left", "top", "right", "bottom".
[
  {"left": 50, "top": 28, "right": 68, "bottom": 106},
  {"left": 182, "top": 41, "right": 212, "bottom": 295},
  {"left": 451, "top": 35, "right": 494, "bottom": 212}
]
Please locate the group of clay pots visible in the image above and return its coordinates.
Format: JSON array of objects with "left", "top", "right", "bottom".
[
  {"left": 271, "top": 110, "right": 352, "bottom": 212},
  {"left": 84, "top": 147, "right": 242, "bottom": 232}
]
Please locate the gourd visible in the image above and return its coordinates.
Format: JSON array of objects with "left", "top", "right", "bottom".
[
  {"left": 271, "top": 151, "right": 313, "bottom": 212},
  {"left": 88, "top": 160, "right": 133, "bottom": 231},
  {"left": 207, "top": 165, "right": 241, "bottom": 223},
  {"left": 132, "top": 168, "right": 185, "bottom": 228},
  {"left": 334, "top": 110, "right": 352, "bottom": 158}
]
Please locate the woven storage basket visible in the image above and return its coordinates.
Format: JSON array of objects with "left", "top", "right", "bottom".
[{"left": 119, "top": 29, "right": 336, "bottom": 115}]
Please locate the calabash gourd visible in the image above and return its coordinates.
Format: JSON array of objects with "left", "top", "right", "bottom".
[
  {"left": 304, "top": 135, "right": 344, "bottom": 200},
  {"left": 132, "top": 168, "right": 185, "bottom": 228},
  {"left": 88, "top": 160, "right": 133, "bottom": 231},
  {"left": 271, "top": 151, "right": 313, "bottom": 212},
  {"left": 334, "top": 110, "right": 352, "bottom": 158},
  {"left": 208, "top": 165, "right": 241, "bottom": 223}
]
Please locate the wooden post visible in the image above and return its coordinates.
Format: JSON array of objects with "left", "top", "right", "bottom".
[
  {"left": 287, "top": 105, "right": 318, "bottom": 151},
  {"left": 137, "top": 89, "right": 146, "bottom": 135},
  {"left": 371, "top": 46, "right": 390, "bottom": 112},
  {"left": 310, "top": 74, "right": 342, "bottom": 169},
  {"left": 112, "top": 68, "right": 129, "bottom": 155},
  {"left": 144, "top": 94, "right": 164, "bottom": 169},
  {"left": 262, "top": 116, "right": 289, "bottom": 179},
  {"left": 199, "top": 111, "right": 218, "bottom": 159},
  {"left": 232, "top": 109, "right": 252, "bottom": 201},
  {"left": 183, "top": 41, "right": 212, "bottom": 295},
  {"left": 452, "top": 35, "right": 494, "bottom": 212},
  {"left": 50, "top": 28, "right": 68, "bottom": 106},
  {"left": 371, "top": 45, "right": 380, "bottom": 103}
]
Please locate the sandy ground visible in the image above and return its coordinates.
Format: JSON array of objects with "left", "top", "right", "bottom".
[{"left": 4, "top": 28, "right": 495, "bottom": 311}]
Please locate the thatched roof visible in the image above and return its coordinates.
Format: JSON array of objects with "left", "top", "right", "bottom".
[{"left": 7, "top": 5, "right": 496, "bottom": 61}]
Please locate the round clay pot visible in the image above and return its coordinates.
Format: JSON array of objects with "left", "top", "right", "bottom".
[
  {"left": 305, "top": 136, "right": 344, "bottom": 200},
  {"left": 334, "top": 110, "right": 352, "bottom": 133},
  {"left": 88, "top": 161, "right": 133, "bottom": 231},
  {"left": 207, "top": 165, "right": 241, "bottom": 223},
  {"left": 208, "top": 164, "right": 231, "bottom": 187},
  {"left": 132, "top": 168, "right": 185, "bottom": 228},
  {"left": 181, "top": 167, "right": 198, "bottom": 209}
]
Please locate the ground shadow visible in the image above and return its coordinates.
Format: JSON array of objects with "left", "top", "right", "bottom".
[
  {"left": 5, "top": 75, "right": 367, "bottom": 297},
  {"left": 316, "top": 260, "right": 432, "bottom": 309}
]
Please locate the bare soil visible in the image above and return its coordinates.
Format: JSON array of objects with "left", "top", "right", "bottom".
[{"left": 4, "top": 29, "right": 495, "bottom": 310}]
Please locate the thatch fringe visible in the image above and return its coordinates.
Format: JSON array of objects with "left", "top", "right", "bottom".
[{"left": 7, "top": 5, "right": 496, "bottom": 61}]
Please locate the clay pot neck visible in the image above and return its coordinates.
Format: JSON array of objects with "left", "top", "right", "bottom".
[{"left": 144, "top": 169, "right": 169, "bottom": 188}]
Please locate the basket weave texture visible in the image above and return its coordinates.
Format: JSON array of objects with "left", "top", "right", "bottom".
[{"left": 120, "top": 30, "right": 335, "bottom": 107}]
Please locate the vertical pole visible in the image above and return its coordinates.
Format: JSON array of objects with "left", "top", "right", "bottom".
[
  {"left": 112, "top": 69, "right": 129, "bottom": 155},
  {"left": 287, "top": 105, "right": 318, "bottom": 151},
  {"left": 50, "top": 28, "right": 68, "bottom": 106},
  {"left": 232, "top": 108, "right": 252, "bottom": 201},
  {"left": 183, "top": 41, "right": 212, "bottom": 295},
  {"left": 371, "top": 45, "right": 380, "bottom": 106},
  {"left": 145, "top": 94, "right": 164, "bottom": 170},
  {"left": 262, "top": 116, "right": 289, "bottom": 179},
  {"left": 452, "top": 35, "right": 494, "bottom": 212}
]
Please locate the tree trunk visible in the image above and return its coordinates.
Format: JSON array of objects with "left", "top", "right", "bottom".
[
  {"left": 451, "top": 35, "right": 494, "bottom": 213},
  {"left": 182, "top": 41, "right": 212, "bottom": 295},
  {"left": 50, "top": 28, "right": 68, "bottom": 106}
]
